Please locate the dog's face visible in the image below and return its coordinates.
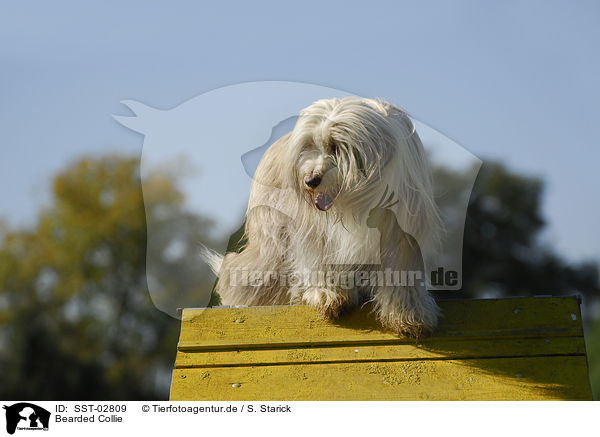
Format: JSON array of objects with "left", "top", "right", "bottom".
[
  {"left": 287, "top": 97, "right": 404, "bottom": 213},
  {"left": 295, "top": 136, "right": 347, "bottom": 211}
]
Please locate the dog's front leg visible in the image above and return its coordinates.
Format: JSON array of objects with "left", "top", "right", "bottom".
[
  {"left": 371, "top": 210, "right": 440, "bottom": 337},
  {"left": 297, "top": 285, "right": 358, "bottom": 319},
  {"left": 372, "top": 282, "right": 439, "bottom": 338},
  {"left": 287, "top": 266, "right": 359, "bottom": 319}
]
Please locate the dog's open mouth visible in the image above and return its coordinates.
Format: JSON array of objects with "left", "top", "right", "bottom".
[{"left": 314, "top": 192, "right": 334, "bottom": 211}]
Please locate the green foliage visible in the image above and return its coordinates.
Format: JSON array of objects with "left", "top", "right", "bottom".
[{"left": 0, "top": 156, "right": 217, "bottom": 400}]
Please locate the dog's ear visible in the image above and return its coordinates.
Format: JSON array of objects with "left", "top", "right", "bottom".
[
  {"left": 386, "top": 107, "right": 443, "bottom": 247},
  {"left": 246, "top": 131, "right": 302, "bottom": 220},
  {"left": 249, "top": 132, "right": 295, "bottom": 189}
]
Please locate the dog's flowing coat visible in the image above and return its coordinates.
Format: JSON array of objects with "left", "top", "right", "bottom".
[{"left": 208, "top": 97, "right": 443, "bottom": 336}]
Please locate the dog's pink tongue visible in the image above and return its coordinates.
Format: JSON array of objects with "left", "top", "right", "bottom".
[{"left": 315, "top": 192, "right": 334, "bottom": 211}]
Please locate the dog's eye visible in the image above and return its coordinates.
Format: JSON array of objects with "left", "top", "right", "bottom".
[
  {"left": 353, "top": 151, "right": 366, "bottom": 175},
  {"left": 328, "top": 139, "right": 339, "bottom": 155},
  {"left": 300, "top": 142, "right": 313, "bottom": 153}
]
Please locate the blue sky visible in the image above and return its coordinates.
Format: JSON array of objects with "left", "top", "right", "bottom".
[{"left": 1, "top": 0, "right": 599, "bottom": 263}]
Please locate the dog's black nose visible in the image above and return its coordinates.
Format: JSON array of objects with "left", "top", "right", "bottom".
[{"left": 304, "top": 175, "right": 322, "bottom": 188}]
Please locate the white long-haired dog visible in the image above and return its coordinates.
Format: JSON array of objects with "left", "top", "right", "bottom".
[{"left": 204, "top": 97, "right": 443, "bottom": 337}]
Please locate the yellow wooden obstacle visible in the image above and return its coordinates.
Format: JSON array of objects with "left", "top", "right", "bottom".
[{"left": 169, "top": 296, "right": 592, "bottom": 400}]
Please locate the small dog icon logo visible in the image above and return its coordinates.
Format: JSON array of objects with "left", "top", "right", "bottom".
[{"left": 3, "top": 403, "right": 50, "bottom": 435}]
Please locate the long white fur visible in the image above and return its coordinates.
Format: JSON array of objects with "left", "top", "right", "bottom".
[{"left": 210, "top": 97, "right": 443, "bottom": 337}]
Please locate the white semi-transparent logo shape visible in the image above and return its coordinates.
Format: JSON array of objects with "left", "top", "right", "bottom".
[{"left": 114, "top": 82, "right": 481, "bottom": 318}]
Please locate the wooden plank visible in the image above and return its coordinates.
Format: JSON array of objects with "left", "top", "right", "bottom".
[
  {"left": 170, "top": 296, "right": 592, "bottom": 400},
  {"left": 175, "top": 336, "right": 587, "bottom": 368},
  {"left": 178, "top": 297, "right": 583, "bottom": 349},
  {"left": 170, "top": 355, "right": 592, "bottom": 401}
]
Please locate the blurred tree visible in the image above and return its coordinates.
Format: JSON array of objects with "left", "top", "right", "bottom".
[
  {"left": 432, "top": 162, "right": 600, "bottom": 301},
  {"left": 0, "top": 156, "right": 217, "bottom": 400}
]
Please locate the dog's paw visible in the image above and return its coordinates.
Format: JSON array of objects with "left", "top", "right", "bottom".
[
  {"left": 373, "top": 289, "right": 440, "bottom": 338},
  {"left": 380, "top": 316, "right": 436, "bottom": 339},
  {"left": 301, "top": 288, "right": 353, "bottom": 320}
]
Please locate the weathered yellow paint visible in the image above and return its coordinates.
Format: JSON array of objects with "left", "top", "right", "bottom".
[{"left": 169, "top": 296, "right": 593, "bottom": 400}]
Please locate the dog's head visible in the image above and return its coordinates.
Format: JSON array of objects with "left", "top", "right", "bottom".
[
  {"left": 286, "top": 97, "right": 398, "bottom": 212},
  {"left": 284, "top": 97, "right": 439, "bottom": 240}
]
